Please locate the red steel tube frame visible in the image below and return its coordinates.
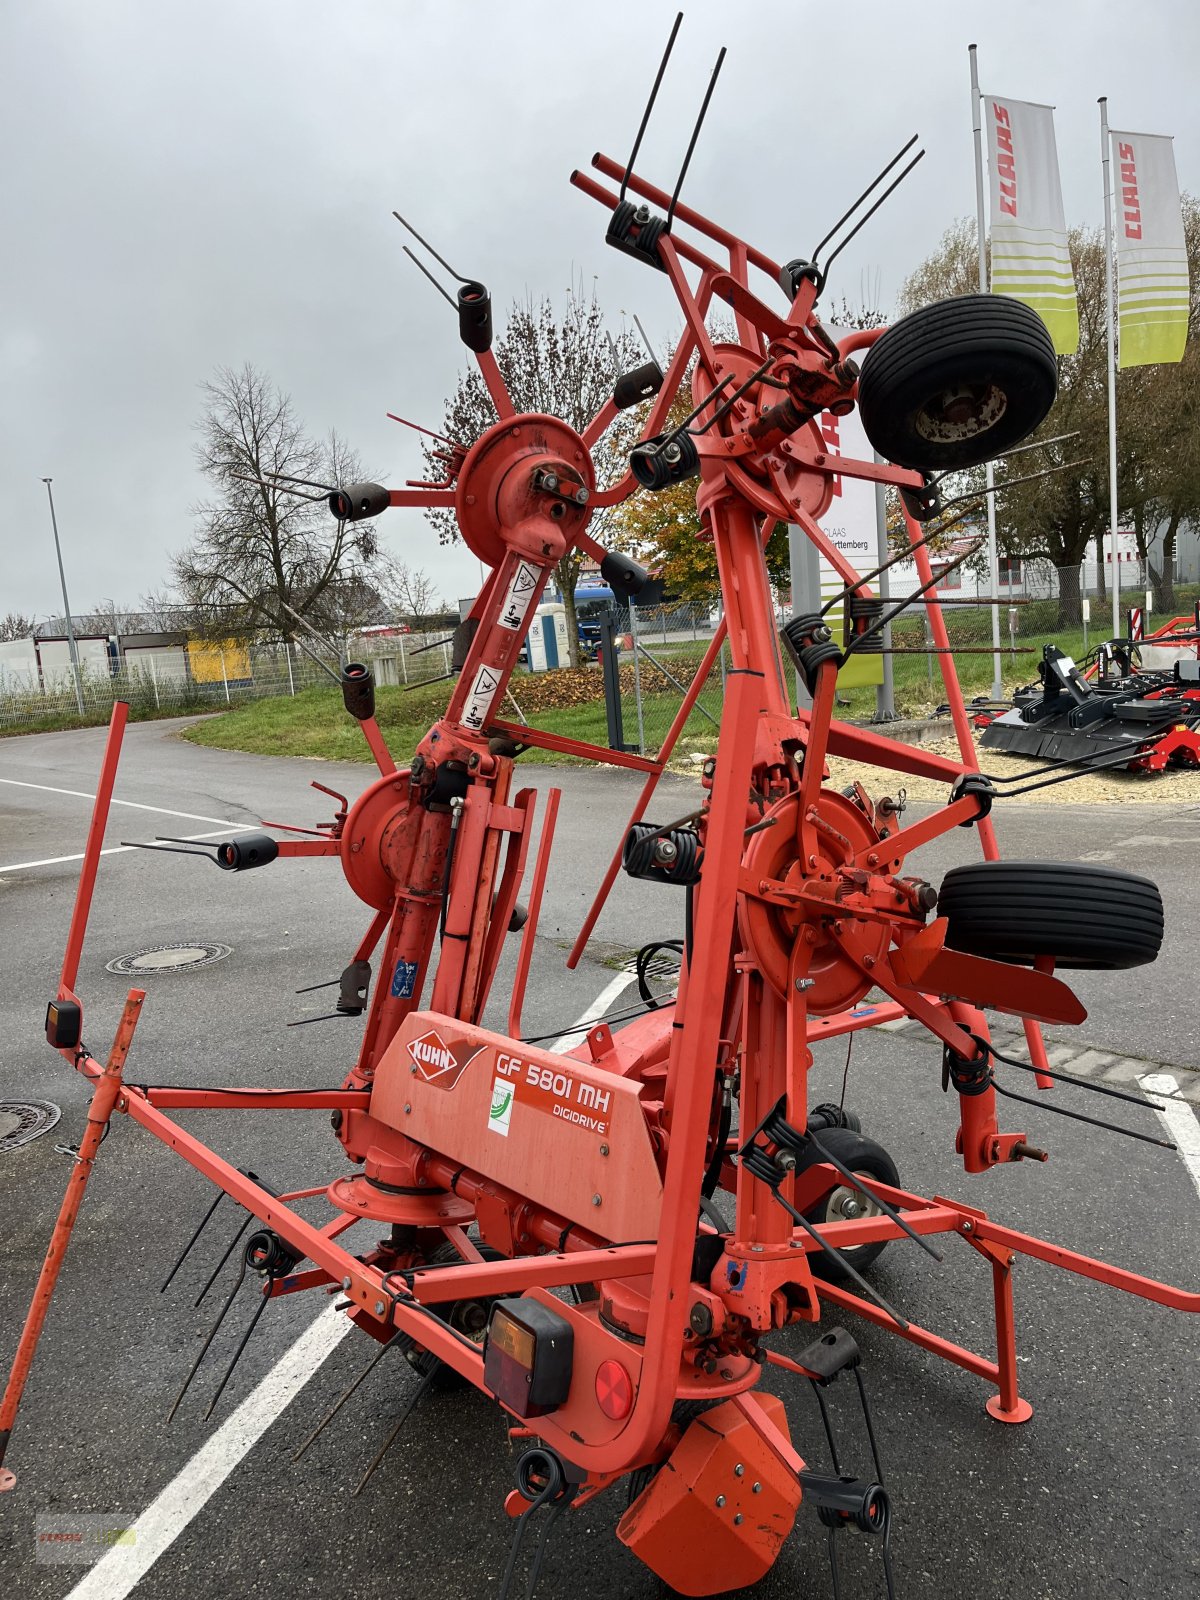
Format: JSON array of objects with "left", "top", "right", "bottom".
[{"left": 60, "top": 699, "right": 129, "bottom": 996}]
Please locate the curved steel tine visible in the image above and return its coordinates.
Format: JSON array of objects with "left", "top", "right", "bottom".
[
  {"left": 160, "top": 1191, "right": 224, "bottom": 1294},
  {"left": 168, "top": 1250, "right": 248, "bottom": 1421},
  {"left": 203, "top": 1281, "right": 272, "bottom": 1419},
  {"left": 194, "top": 1216, "right": 252, "bottom": 1307}
]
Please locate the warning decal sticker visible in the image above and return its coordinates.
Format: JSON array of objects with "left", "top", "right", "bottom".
[
  {"left": 498, "top": 560, "right": 540, "bottom": 631},
  {"left": 461, "top": 663, "right": 501, "bottom": 731}
]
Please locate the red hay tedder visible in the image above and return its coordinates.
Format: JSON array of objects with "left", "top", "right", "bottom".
[{"left": 3, "top": 19, "right": 1196, "bottom": 1598}]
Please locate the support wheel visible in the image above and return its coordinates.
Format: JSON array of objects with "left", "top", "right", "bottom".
[
  {"left": 415, "top": 1238, "right": 503, "bottom": 1387},
  {"left": 857, "top": 294, "right": 1057, "bottom": 471},
  {"left": 795, "top": 1128, "right": 899, "bottom": 1282},
  {"left": 938, "top": 861, "right": 1164, "bottom": 970}
]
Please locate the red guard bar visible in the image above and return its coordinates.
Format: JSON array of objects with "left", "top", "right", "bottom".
[{"left": 60, "top": 700, "right": 129, "bottom": 996}]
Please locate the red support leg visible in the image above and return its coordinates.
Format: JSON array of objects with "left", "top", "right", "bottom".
[
  {"left": 985, "top": 1251, "right": 1034, "bottom": 1424},
  {"left": 0, "top": 989, "right": 146, "bottom": 1490}
]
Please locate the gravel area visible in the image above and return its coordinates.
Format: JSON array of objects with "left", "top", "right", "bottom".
[
  {"left": 674, "top": 727, "right": 1200, "bottom": 805},
  {"left": 825, "top": 729, "right": 1200, "bottom": 805}
]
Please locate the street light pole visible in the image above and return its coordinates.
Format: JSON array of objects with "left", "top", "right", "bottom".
[{"left": 42, "top": 477, "right": 85, "bottom": 716}]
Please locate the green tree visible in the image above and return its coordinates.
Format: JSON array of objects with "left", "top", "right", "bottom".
[
  {"left": 1111, "top": 197, "right": 1200, "bottom": 609},
  {"left": 900, "top": 209, "right": 1200, "bottom": 625},
  {"left": 611, "top": 380, "right": 790, "bottom": 602}
]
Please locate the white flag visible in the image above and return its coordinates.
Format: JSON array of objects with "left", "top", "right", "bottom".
[
  {"left": 985, "top": 96, "right": 1079, "bottom": 355},
  {"left": 1110, "top": 131, "right": 1189, "bottom": 368}
]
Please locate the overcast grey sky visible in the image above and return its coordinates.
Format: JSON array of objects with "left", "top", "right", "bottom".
[{"left": 3, "top": 0, "right": 1197, "bottom": 622}]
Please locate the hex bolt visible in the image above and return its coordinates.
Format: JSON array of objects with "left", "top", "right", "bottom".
[
  {"left": 716, "top": 1495, "right": 726, "bottom": 1508},
  {"left": 734, "top": 1514, "right": 744, "bottom": 1525},
  {"left": 592, "top": 1194, "right": 602, "bottom": 1206},
  {"left": 734, "top": 1464, "right": 745, "bottom": 1477},
  {"left": 599, "top": 1143, "right": 609, "bottom": 1156},
  {"left": 795, "top": 977, "right": 814, "bottom": 992},
  {"left": 404, "top": 1103, "right": 412, "bottom": 1115},
  {"left": 962, "top": 1220, "right": 973, "bottom": 1233},
  {"left": 341, "top": 1276, "right": 352, "bottom": 1291},
  {"left": 374, "top": 1301, "right": 386, "bottom": 1316}
]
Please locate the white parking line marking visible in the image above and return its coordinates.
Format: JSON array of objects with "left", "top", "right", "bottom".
[
  {"left": 0, "top": 829, "right": 256, "bottom": 875},
  {"left": 547, "top": 972, "right": 636, "bottom": 1053},
  {"left": 63, "top": 1305, "right": 352, "bottom": 1600},
  {"left": 0, "top": 777, "right": 250, "bottom": 830},
  {"left": 55, "top": 976, "right": 631, "bottom": 1597},
  {"left": 1141, "top": 1073, "right": 1200, "bottom": 1203}
]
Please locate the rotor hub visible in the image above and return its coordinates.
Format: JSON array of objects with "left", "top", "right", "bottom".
[{"left": 738, "top": 790, "right": 889, "bottom": 1012}]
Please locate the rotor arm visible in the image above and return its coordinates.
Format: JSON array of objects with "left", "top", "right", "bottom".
[{"left": 590, "top": 150, "right": 782, "bottom": 286}]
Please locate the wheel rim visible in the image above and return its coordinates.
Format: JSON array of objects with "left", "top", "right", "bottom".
[
  {"left": 914, "top": 381, "right": 1007, "bottom": 446},
  {"left": 824, "top": 1171, "right": 884, "bottom": 1252}
]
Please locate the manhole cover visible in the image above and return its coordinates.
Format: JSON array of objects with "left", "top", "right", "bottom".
[
  {"left": 0, "top": 1101, "right": 61, "bottom": 1154},
  {"left": 106, "top": 942, "right": 232, "bottom": 975}
]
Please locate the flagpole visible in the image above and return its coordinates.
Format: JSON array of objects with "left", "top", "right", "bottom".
[
  {"left": 969, "top": 43, "right": 1004, "bottom": 699},
  {"left": 1100, "top": 96, "right": 1121, "bottom": 638}
]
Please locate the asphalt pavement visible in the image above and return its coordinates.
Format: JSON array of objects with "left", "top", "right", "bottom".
[{"left": 0, "top": 716, "right": 1197, "bottom": 1600}]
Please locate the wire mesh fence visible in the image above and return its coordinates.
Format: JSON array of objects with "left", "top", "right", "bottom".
[
  {"left": 597, "top": 601, "right": 730, "bottom": 760},
  {"left": 0, "top": 632, "right": 459, "bottom": 731},
  {"left": 7, "top": 576, "right": 1196, "bottom": 739}
]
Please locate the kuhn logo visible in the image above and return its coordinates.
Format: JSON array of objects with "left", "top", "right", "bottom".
[{"left": 409, "top": 1030, "right": 455, "bottom": 1080}]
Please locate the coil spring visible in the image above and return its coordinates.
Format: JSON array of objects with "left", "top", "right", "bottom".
[
  {"left": 606, "top": 199, "right": 669, "bottom": 271},
  {"left": 623, "top": 823, "right": 702, "bottom": 885},
  {"left": 245, "top": 1229, "right": 302, "bottom": 1278},
  {"left": 629, "top": 430, "right": 700, "bottom": 492},
  {"left": 780, "top": 614, "right": 843, "bottom": 693},
  {"left": 812, "top": 1477, "right": 891, "bottom": 1535},
  {"left": 516, "top": 1447, "right": 569, "bottom": 1504},
  {"left": 942, "top": 1043, "right": 992, "bottom": 1097},
  {"left": 846, "top": 594, "right": 885, "bottom": 653}
]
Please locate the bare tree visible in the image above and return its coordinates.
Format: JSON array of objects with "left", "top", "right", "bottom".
[
  {"left": 174, "top": 364, "right": 377, "bottom": 642},
  {"left": 424, "top": 285, "right": 644, "bottom": 666},
  {"left": 380, "top": 562, "right": 445, "bottom": 632},
  {"left": 0, "top": 612, "right": 35, "bottom": 641}
]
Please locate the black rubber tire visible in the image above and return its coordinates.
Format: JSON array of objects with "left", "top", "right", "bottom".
[
  {"left": 857, "top": 294, "right": 1057, "bottom": 471},
  {"left": 939, "top": 860, "right": 1163, "bottom": 970},
  {"left": 795, "top": 1128, "right": 899, "bottom": 1282}
]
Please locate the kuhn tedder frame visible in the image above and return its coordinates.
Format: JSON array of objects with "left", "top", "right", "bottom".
[{"left": 4, "top": 20, "right": 1197, "bottom": 1597}]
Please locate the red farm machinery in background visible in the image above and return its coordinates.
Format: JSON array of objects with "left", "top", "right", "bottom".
[
  {"left": 4, "top": 17, "right": 1197, "bottom": 1599},
  {"left": 972, "top": 608, "right": 1200, "bottom": 777}
]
